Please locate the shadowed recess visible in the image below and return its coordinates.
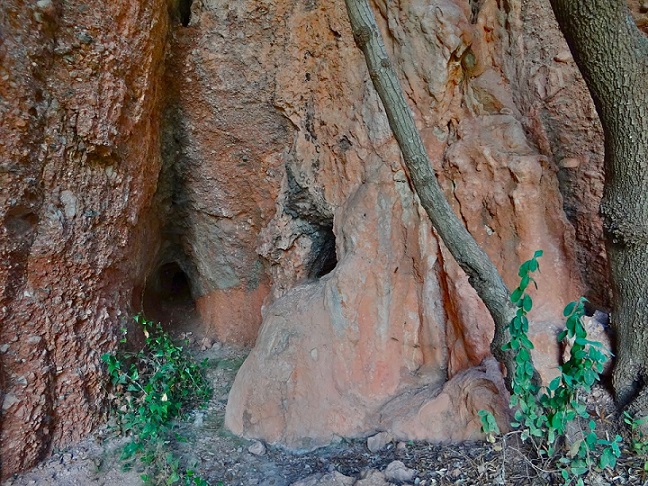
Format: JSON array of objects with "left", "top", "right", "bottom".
[
  {"left": 142, "top": 261, "right": 197, "bottom": 334},
  {"left": 308, "top": 224, "right": 338, "bottom": 279},
  {"left": 178, "top": 0, "right": 192, "bottom": 26}
]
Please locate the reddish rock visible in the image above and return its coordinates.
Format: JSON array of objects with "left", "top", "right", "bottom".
[
  {"left": 0, "top": 0, "right": 169, "bottom": 477},
  {"left": 501, "top": 0, "right": 609, "bottom": 307},
  {"left": 2, "top": 0, "right": 612, "bottom": 475},
  {"left": 382, "top": 359, "right": 511, "bottom": 443},
  {"left": 196, "top": 282, "right": 271, "bottom": 346},
  {"left": 157, "top": 3, "right": 290, "bottom": 344},
  {"left": 226, "top": 0, "right": 588, "bottom": 448}
]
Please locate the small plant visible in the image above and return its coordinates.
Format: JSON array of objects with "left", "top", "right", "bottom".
[
  {"left": 623, "top": 411, "right": 648, "bottom": 471},
  {"left": 503, "top": 250, "right": 544, "bottom": 443},
  {"left": 102, "top": 315, "right": 212, "bottom": 485},
  {"left": 478, "top": 409, "right": 500, "bottom": 443},
  {"left": 480, "top": 251, "right": 620, "bottom": 485}
]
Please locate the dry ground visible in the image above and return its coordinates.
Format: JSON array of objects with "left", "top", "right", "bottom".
[{"left": 4, "top": 334, "right": 648, "bottom": 486}]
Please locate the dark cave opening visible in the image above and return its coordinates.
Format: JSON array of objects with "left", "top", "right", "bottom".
[
  {"left": 308, "top": 224, "right": 338, "bottom": 279},
  {"left": 159, "top": 262, "right": 192, "bottom": 302},
  {"left": 142, "top": 261, "right": 198, "bottom": 335},
  {"left": 178, "top": 0, "right": 193, "bottom": 26}
]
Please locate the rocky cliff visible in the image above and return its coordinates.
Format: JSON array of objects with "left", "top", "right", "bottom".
[
  {"left": 1, "top": 0, "right": 623, "bottom": 477},
  {"left": 0, "top": 0, "right": 169, "bottom": 475}
]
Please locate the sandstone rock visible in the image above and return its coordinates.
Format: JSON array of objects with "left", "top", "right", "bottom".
[
  {"left": 157, "top": 6, "right": 291, "bottom": 345},
  {"left": 502, "top": 0, "right": 608, "bottom": 306},
  {"left": 226, "top": 180, "right": 456, "bottom": 447},
  {"left": 248, "top": 440, "right": 266, "bottom": 456},
  {"left": 0, "top": 0, "right": 170, "bottom": 476},
  {"left": 381, "top": 358, "right": 511, "bottom": 442},
  {"left": 383, "top": 461, "right": 417, "bottom": 484},
  {"left": 226, "top": 0, "right": 586, "bottom": 450},
  {"left": 367, "top": 432, "right": 393, "bottom": 453}
]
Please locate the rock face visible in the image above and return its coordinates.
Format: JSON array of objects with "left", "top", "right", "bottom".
[
  {"left": 0, "top": 0, "right": 170, "bottom": 476},
  {"left": 502, "top": 0, "right": 609, "bottom": 307},
  {"left": 224, "top": 0, "right": 590, "bottom": 447},
  {"left": 156, "top": 4, "right": 292, "bottom": 345},
  {"left": 1, "top": 0, "right": 613, "bottom": 476}
]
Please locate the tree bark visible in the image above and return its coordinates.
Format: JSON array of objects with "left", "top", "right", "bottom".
[
  {"left": 343, "top": 0, "right": 522, "bottom": 385},
  {"left": 549, "top": 0, "right": 648, "bottom": 415}
]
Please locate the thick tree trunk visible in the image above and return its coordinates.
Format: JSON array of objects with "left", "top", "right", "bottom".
[
  {"left": 549, "top": 0, "right": 648, "bottom": 415},
  {"left": 344, "top": 0, "right": 522, "bottom": 384}
]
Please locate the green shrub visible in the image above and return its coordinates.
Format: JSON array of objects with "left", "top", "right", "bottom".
[
  {"left": 102, "top": 315, "right": 212, "bottom": 485},
  {"left": 480, "top": 251, "right": 620, "bottom": 485}
]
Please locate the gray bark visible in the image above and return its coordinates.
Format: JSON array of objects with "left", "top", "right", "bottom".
[
  {"left": 343, "top": 0, "right": 522, "bottom": 384},
  {"left": 549, "top": 0, "right": 648, "bottom": 415}
]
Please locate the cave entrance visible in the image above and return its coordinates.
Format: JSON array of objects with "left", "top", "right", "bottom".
[
  {"left": 178, "top": 0, "right": 193, "bottom": 26},
  {"left": 142, "top": 261, "right": 201, "bottom": 339},
  {"left": 308, "top": 223, "right": 338, "bottom": 279}
]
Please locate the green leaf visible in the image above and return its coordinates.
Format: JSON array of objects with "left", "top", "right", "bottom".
[
  {"left": 570, "top": 465, "right": 588, "bottom": 476},
  {"left": 529, "top": 259, "right": 539, "bottom": 273},
  {"left": 525, "top": 360, "right": 535, "bottom": 377},
  {"left": 511, "top": 287, "right": 523, "bottom": 303},
  {"left": 563, "top": 301, "right": 577, "bottom": 317},
  {"left": 522, "top": 294, "right": 533, "bottom": 312},
  {"left": 548, "top": 376, "right": 561, "bottom": 392},
  {"left": 600, "top": 448, "right": 617, "bottom": 469}
]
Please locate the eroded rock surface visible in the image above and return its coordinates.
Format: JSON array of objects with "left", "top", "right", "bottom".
[
  {"left": 225, "top": 0, "right": 588, "bottom": 447},
  {"left": 0, "top": 0, "right": 169, "bottom": 476},
  {"left": 157, "top": 4, "right": 292, "bottom": 344},
  {"left": 1, "top": 0, "right": 612, "bottom": 475}
]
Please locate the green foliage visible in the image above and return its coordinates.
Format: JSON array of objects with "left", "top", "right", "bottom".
[
  {"left": 478, "top": 409, "right": 500, "bottom": 443},
  {"left": 623, "top": 412, "right": 648, "bottom": 471},
  {"left": 481, "top": 251, "right": 621, "bottom": 485},
  {"left": 102, "top": 315, "right": 212, "bottom": 485}
]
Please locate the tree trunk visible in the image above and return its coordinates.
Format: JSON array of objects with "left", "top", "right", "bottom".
[
  {"left": 549, "top": 0, "right": 648, "bottom": 415},
  {"left": 343, "top": 0, "right": 522, "bottom": 385}
]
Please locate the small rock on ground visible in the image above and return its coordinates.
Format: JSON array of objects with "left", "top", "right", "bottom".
[
  {"left": 248, "top": 440, "right": 267, "bottom": 456},
  {"left": 384, "top": 460, "right": 417, "bottom": 483},
  {"left": 367, "top": 432, "right": 393, "bottom": 453}
]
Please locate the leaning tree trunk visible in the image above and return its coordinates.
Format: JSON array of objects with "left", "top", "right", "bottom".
[
  {"left": 344, "top": 0, "right": 525, "bottom": 385},
  {"left": 549, "top": 0, "right": 648, "bottom": 415}
]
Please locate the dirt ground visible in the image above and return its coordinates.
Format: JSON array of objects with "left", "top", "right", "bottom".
[{"left": 4, "top": 330, "right": 648, "bottom": 486}]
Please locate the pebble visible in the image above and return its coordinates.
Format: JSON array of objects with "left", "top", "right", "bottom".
[
  {"left": 248, "top": 440, "right": 266, "bottom": 456},
  {"left": 367, "top": 431, "right": 392, "bottom": 453},
  {"left": 384, "top": 460, "right": 417, "bottom": 483}
]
